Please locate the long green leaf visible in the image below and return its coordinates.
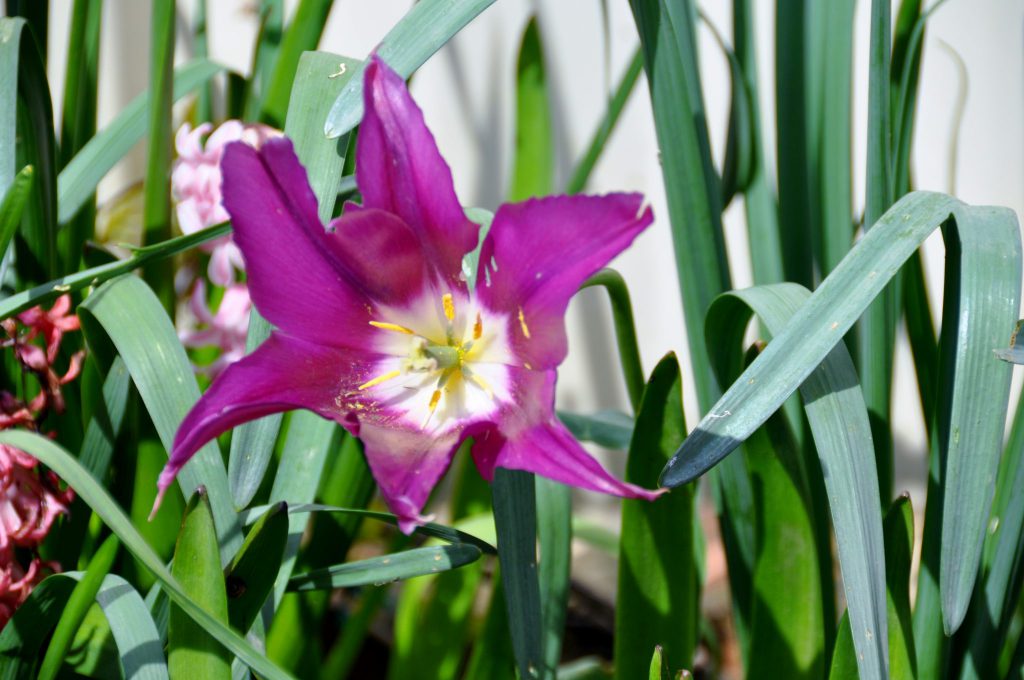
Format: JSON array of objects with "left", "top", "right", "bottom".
[
  {"left": 663, "top": 192, "right": 1020, "bottom": 638},
  {"left": 0, "top": 220, "right": 229, "bottom": 321},
  {"left": 615, "top": 354, "right": 696, "bottom": 678},
  {"left": 0, "top": 165, "right": 33, "bottom": 262},
  {"left": 224, "top": 501, "right": 288, "bottom": 633},
  {"left": 509, "top": 17, "right": 553, "bottom": 201},
  {"left": 38, "top": 535, "right": 120, "bottom": 680},
  {"left": 290, "top": 544, "right": 482, "bottom": 591},
  {"left": 323, "top": 0, "right": 497, "bottom": 138},
  {"left": 57, "top": 59, "right": 224, "bottom": 224},
  {"left": 493, "top": 468, "right": 544, "bottom": 680},
  {"left": 557, "top": 409, "right": 633, "bottom": 450},
  {"left": 732, "top": 0, "right": 782, "bottom": 286},
  {"left": 0, "top": 431, "right": 294, "bottom": 680},
  {"left": 1, "top": 17, "right": 58, "bottom": 283},
  {"left": 0, "top": 571, "right": 168, "bottom": 680},
  {"left": 259, "top": 0, "right": 334, "bottom": 126},
  {"left": 78, "top": 275, "right": 243, "bottom": 560},
  {"left": 168, "top": 489, "right": 231, "bottom": 680},
  {"left": 704, "top": 285, "right": 884, "bottom": 679}
]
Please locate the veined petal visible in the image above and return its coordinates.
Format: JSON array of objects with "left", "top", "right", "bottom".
[
  {"left": 355, "top": 422, "right": 473, "bottom": 534},
  {"left": 220, "top": 139, "right": 374, "bottom": 347},
  {"left": 471, "top": 418, "right": 662, "bottom": 501},
  {"left": 159, "top": 333, "right": 372, "bottom": 501},
  {"left": 476, "top": 194, "right": 654, "bottom": 369},
  {"left": 358, "top": 56, "right": 478, "bottom": 285},
  {"left": 325, "top": 205, "right": 430, "bottom": 306}
]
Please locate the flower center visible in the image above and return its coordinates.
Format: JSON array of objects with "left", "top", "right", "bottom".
[{"left": 359, "top": 292, "right": 500, "bottom": 429}]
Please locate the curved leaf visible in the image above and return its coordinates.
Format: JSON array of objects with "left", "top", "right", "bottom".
[{"left": 289, "top": 543, "right": 482, "bottom": 592}]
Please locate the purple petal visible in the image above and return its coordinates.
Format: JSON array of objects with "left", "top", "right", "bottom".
[
  {"left": 220, "top": 139, "right": 375, "bottom": 347},
  {"left": 471, "top": 418, "right": 663, "bottom": 501},
  {"left": 324, "top": 205, "right": 430, "bottom": 307},
  {"left": 159, "top": 333, "right": 373, "bottom": 502},
  {"left": 355, "top": 422, "right": 473, "bottom": 534},
  {"left": 476, "top": 194, "right": 654, "bottom": 369},
  {"left": 357, "top": 56, "right": 478, "bottom": 285}
]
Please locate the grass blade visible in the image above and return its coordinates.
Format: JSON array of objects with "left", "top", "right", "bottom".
[
  {"left": 168, "top": 488, "right": 231, "bottom": 680},
  {"left": 0, "top": 431, "right": 295, "bottom": 680},
  {"left": 141, "top": 0, "right": 177, "bottom": 311},
  {"left": 0, "top": 220, "right": 229, "bottom": 321},
  {"left": 705, "top": 285, "right": 886, "bottom": 679},
  {"left": 493, "top": 468, "right": 544, "bottom": 680},
  {"left": 615, "top": 354, "right": 697, "bottom": 678},
  {"left": 57, "top": 59, "right": 224, "bottom": 224},
  {"left": 509, "top": 17, "right": 553, "bottom": 201},
  {"left": 224, "top": 501, "right": 288, "bottom": 633},
  {"left": 259, "top": 0, "right": 334, "bottom": 126},
  {"left": 628, "top": 0, "right": 730, "bottom": 410},
  {"left": 38, "top": 535, "right": 120, "bottom": 680},
  {"left": 78, "top": 275, "right": 243, "bottom": 560},
  {"left": 732, "top": 0, "right": 782, "bottom": 286},
  {"left": 323, "top": 0, "right": 497, "bottom": 138},
  {"left": 289, "top": 543, "right": 482, "bottom": 591},
  {"left": 0, "top": 165, "right": 33, "bottom": 262}
]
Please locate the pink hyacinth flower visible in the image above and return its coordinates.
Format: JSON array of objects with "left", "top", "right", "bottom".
[
  {"left": 160, "top": 56, "right": 663, "bottom": 532},
  {"left": 172, "top": 120, "right": 281, "bottom": 286},
  {"left": 180, "top": 280, "right": 253, "bottom": 379}
]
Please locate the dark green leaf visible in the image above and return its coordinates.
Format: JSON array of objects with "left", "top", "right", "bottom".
[
  {"left": 289, "top": 544, "right": 482, "bottom": 592},
  {"left": 224, "top": 501, "right": 288, "bottom": 633}
]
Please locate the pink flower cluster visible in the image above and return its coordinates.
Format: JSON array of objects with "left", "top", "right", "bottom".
[
  {"left": 173, "top": 121, "right": 277, "bottom": 378},
  {"left": 0, "top": 296, "right": 81, "bottom": 627}
]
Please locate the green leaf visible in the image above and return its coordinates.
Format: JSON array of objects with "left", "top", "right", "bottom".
[
  {"left": 38, "top": 535, "right": 120, "bottom": 680},
  {"left": 627, "top": 0, "right": 729, "bottom": 410},
  {"left": 732, "top": 0, "right": 783, "bottom": 287},
  {"left": 557, "top": 409, "right": 633, "bottom": 450},
  {"left": 0, "top": 571, "right": 168, "bottom": 679},
  {"left": 508, "top": 17, "right": 553, "bottom": 201},
  {"left": 141, "top": 0, "right": 177, "bottom": 311},
  {"left": 0, "top": 220, "right": 229, "bottom": 321},
  {"left": 464, "top": 577, "right": 517, "bottom": 680},
  {"left": 615, "top": 354, "right": 697, "bottom": 679},
  {"left": 701, "top": 284, "right": 887, "bottom": 680},
  {"left": 1, "top": 17, "right": 58, "bottom": 283},
  {"left": 0, "top": 431, "right": 294, "bottom": 680},
  {"left": 260, "top": 0, "right": 334, "bottom": 126},
  {"left": 323, "top": 0, "right": 497, "bottom": 138},
  {"left": 536, "top": 477, "right": 571, "bottom": 676},
  {"left": 0, "top": 165, "right": 33, "bottom": 263},
  {"left": 224, "top": 501, "right": 288, "bottom": 633},
  {"left": 169, "top": 488, "right": 231, "bottom": 679},
  {"left": 57, "top": 0, "right": 102, "bottom": 270},
  {"left": 291, "top": 543, "right": 482, "bottom": 592},
  {"left": 244, "top": 0, "right": 284, "bottom": 120},
  {"left": 581, "top": 269, "right": 645, "bottom": 411},
  {"left": 78, "top": 275, "right": 243, "bottom": 560},
  {"left": 57, "top": 59, "right": 223, "bottom": 224},
  {"left": 883, "top": 495, "right": 916, "bottom": 680},
  {"left": 493, "top": 468, "right": 545, "bottom": 680},
  {"left": 649, "top": 645, "right": 669, "bottom": 680}
]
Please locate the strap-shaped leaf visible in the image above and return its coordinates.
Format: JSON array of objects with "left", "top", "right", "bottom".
[
  {"left": 78, "top": 275, "right": 243, "bottom": 561},
  {"left": 704, "top": 283, "right": 886, "bottom": 680},
  {"left": 323, "top": 0, "right": 497, "bottom": 138},
  {"left": 0, "top": 431, "right": 294, "bottom": 680},
  {"left": 663, "top": 191, "right": 1021, "bottom": 641},
  {"left": 289, "top": 543, "right": 482, "bottom": 591}
]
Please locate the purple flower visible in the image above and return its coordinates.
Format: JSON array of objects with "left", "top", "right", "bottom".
[{"left": 160, "top": 57, "right": 662, "bottom": 532}]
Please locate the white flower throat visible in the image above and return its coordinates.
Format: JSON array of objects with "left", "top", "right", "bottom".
[{"left": 358, "top": 292, "right": 516, "bottom": 430}]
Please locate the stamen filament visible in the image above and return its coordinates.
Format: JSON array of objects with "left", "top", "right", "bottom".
[
  {"left": 369, "top": 320, "right": 416, "bottom": 335},
  {"left": 358, "top": 369, "right": 401, "bottom": 391}
]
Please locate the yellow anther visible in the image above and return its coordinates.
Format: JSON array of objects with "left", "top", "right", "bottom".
[
  {"left": 357, "top": 369, "right": 401, "bottom": 391},
  {"left": 473, "top": 312, "right": 483, "bottom": 340},
  {"left": 442, "top": 293, "right": 455, "bottom": 322},
  {"left": 423, "top": 389, "right": 443, "bottom": 427},
  {"left": 518, "top": 307, "right": 531, "bottom": 339},
  {"left": 369, "top": 320, "right": 415, "bottom": 335}
]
